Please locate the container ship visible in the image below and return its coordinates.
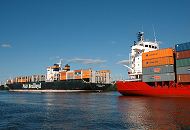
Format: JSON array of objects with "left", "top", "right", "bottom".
[
  {"left": 6, "top": 63, "right": 112, "bottom": 92},
  {"left": 116, "top": 32, "right": 190, "bottom": 97}
]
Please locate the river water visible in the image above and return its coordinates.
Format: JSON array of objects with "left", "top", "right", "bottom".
[{"left": 0, "top": 91, "right": 190, "bottom": 130}]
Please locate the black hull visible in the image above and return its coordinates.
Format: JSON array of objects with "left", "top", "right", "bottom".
[{"left": 6, "top": 80, "right": 111, "bottom": 91}]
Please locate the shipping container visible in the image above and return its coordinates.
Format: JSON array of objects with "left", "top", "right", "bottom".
[
  {"left": 142, "top": 56, "right": 174, "bottom": 68},
  {"left": 60, "top": 71, "right": 67, "bottom": 80},
  {"left": 175, "top": 42, "right": 190, "bottom": 52},
  {"left": 176, "top": 66, "right": 190, "bottom": 74},
  {"left": 66, "top": 71, "right": 74, "bottom": 80},
  {"left": 17, "top": 76, "right": 29, "bottom": 83},
  {"left": 74, "top": 70, "right": 82, "bottom": 79},
  {"left": 142, "top": 73, "right": 175, "bottom": 82},
  {"left": 90, "top": 70, "right": 96, "bottom": 83},
  {"left": 176, "top": 50, "right": 190, "bottom": 60},
  {"left": 97, "top": 70, "right": 111, "bottom": 84},
  {"left": 177, "top": 74, "right": 190, "bottom": 82},
  {"left": 82, "top": 70, "right": 92, "bottom": 79},
  {"left": 142, "top": 65, "right": 174, "bottom": 75},
  {"left": 142, "top": 48, "right": 173, "bottom": 60},
  {"left": 31, "top": 75, "right": 45, "bottom": 82},
  {"left": 176, "top": 58, "right": 190, "bottom": 67}
]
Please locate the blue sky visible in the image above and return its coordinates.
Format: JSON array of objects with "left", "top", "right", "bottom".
[{"left": 0, "top": 0, "right": 190, "bottom": 82}]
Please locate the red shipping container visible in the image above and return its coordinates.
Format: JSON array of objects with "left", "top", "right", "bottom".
[
  {"left": 176, "top": 50, "right": 190, "bottom": 60},
  {"left": 177, "top": 74, "right": 190, "bottom": 82}
]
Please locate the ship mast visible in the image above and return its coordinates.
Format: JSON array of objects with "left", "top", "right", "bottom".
[{"left": 57, "top": 59, "right": 63, "bottom": 69}]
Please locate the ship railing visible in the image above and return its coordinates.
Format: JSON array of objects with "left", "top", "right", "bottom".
[
  {"left": 124, "top": 79, "right": 142, "bottom": 82},
  {"left": 82, "top": 79, "right": 90, "bottom": 83}
]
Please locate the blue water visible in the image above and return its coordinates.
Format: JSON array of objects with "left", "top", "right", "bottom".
[{"left": 0, "top": 91, "right": 190, "bottom": 130}]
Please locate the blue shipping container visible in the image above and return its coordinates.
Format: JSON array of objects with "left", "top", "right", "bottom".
[
  {"left": 175, "top": 42, "right": 190, "bottom": 52},
  {"left": 176, "top": 66, "right": 190, "bottom": 74},
  {"left": 142, "top": 73, "right": 175, "bottom": 82},
  {"left": 142, "top": 65, "right": 174, "bottom": 75}
]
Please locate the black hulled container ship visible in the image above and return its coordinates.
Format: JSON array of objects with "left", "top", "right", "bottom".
[{"left": 6, "top": 63, "right": 112, "bottom": 92}]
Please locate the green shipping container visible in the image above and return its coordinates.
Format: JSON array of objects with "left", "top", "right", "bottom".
[{"left": 176, "top": 58, "right": 190, "bottom": 67}]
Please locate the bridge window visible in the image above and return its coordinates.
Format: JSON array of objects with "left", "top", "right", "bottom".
[{"left": 145, "top": 45, "right": 148, "bottom": 47}]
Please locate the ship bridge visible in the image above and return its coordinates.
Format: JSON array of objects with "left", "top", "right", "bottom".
[{"left": 126, "top": 32, "right": 159, "bottom": 80}]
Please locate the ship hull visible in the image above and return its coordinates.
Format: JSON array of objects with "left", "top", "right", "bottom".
[
  {"left": 7, "top": 80, "right": 111, "bottom": 92},
  {"left": 116, "top": 81, "right": 190, "bottom": 97}
]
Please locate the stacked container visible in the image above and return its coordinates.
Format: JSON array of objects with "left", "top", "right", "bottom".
[
  {"left": 31, "top": 75, "right": 45, "bottom": 82},
  {"left": 142, "top": 48, "right": 175, "bottom": 82},
  {"left": 60, "top": 71, "right": 67, "bottom": 80},
  {"left": 74, "top": 70, "right": 82, "bottom": 79},
  {"left": 82, "top": 69, "right": 92, "bottom": 79},
  {"left": 66, "top": 71, "right": 74, "bottom": 80},
  {"left": 175, "top": 42, "right": 190, "bottom": 83}
]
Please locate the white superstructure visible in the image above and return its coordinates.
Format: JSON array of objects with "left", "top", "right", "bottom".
[
  {"left": 46, "top": 64, "right": 60, "bottom": 82},
  {"left": 126, "top": 32, "right": 159, "bottom": 81}
]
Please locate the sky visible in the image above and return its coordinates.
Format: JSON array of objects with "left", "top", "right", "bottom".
[{"left": 0, "top": 0, "right": 190, "bottom": 83}]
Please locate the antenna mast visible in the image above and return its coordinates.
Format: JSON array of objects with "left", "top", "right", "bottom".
[
  {"left": 58, "top": 59, "right": 63, "bottom": 69},
  {"left": 152, "top": 25, "right": 157, "bottom": 42}
]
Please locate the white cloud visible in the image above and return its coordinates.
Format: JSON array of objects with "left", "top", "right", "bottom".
[
  {"left": 1, "top": 44, "right": 12, "bottom": 48},
  {"left": 69, "top": 58, "right": 106, "bottom": 64},
  {"left": 117, "top": 59, "right": 130, "bottom": 65}
]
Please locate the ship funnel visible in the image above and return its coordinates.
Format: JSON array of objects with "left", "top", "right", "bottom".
[
  {"left": 64, "top": 64, "right": 70, "bottom": 71},
  {"left": 137, "top": 32, "right": 144, "bottom": 42}
]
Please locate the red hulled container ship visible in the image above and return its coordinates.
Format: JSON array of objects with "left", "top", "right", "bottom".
[{"left": 116, "top": 32, "right": 190, "bottom": 97}]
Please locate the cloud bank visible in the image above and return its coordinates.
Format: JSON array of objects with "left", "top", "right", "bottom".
[
  {"left": 69, "top": 58, "right": 106, "bottom": 65},
  {"left": 1, "top": 44, "right": 12, "bottom": 48},
  {"left": 117, "top": 59, "right": 130, "bottom": 65}
]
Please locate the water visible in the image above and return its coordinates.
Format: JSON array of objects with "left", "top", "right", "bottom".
[{"left": 0, "top": 91, "right": 190, "bottom": 130}]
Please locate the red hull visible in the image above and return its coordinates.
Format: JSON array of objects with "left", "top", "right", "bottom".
[{"left": 116, "top": 81, "right": 190, "bottom": 97}]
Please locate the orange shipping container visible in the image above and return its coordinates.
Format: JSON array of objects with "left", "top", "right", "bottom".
[
  {"left": 74, "top": 70, "right": 82, "bottom": 79},
  {"left": 82, "top": 70, "right": 92, "bottom": 79},
  {"left": 142, "top": 48, "right": 174, "bottom": 60},
  {"left": 177, "top": 74, "right": 190, "bottom": 82},
  {"left": 60, "top": 71, "right": 67, "bottom": 80},
  {"left": 143, "top": 56, "right": 174, "bottom": 68},
  {"left": 176, "top": 50, "right": 190, "bottom": 60},
  {"left": 18, "top": 78, "right": 21, "bottom": 82},
  {"left": 18, "top": 77, "right": 27, "bottom": 83},
  {"left": 66, "top": 71, "right": 74, "bottom": 80},
  {"left": 18, "top": 79, "right": 26, "bottom": 83}
]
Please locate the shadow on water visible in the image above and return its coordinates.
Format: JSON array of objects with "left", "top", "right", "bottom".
[{"left": 117, "top": 95, "right": 190, "bottom": 130}]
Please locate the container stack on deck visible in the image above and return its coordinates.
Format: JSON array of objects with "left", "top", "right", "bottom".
[
  {"left": 142, "top": 48, "right": 175, "bottom": 82},
  {"left": 7, "top": 63, "right": 111, "bottom": 85},
  {"left": 175, "top": 42, "right": 190, "bottom": 83}
]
